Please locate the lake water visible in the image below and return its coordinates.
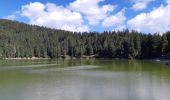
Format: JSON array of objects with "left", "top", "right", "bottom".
[{"left": 0, "top": 59, "right": 170, "bottom": 100}]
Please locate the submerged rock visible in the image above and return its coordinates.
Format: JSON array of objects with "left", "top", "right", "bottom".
[{"left": 166, "top": 62, "right": 170, "bottom": 66}]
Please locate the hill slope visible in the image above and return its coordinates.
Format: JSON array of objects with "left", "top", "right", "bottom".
[{"left": 0, "top": 19, "right": 170, "bottom": 59}]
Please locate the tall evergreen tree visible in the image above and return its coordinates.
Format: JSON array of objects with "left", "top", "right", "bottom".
[{"left": 0, "top": 19, "right": 170, "bottom": 59}]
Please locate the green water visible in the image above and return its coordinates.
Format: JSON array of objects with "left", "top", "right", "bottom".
[{"left": 0, "top": 59, "right": 170, "bottom": 100}]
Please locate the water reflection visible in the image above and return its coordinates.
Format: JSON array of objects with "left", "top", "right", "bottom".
[{"left": 0, "top": 60, "right": 170, "bottom": 100}]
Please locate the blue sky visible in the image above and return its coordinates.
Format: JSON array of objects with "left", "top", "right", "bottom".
[{"left": 0, "top": 0, "right": 170, "bottom": 33}]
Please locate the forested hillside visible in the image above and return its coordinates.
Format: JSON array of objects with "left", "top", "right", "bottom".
[{"left": 0, "top": 19, "right": 170, "bottom": 59}]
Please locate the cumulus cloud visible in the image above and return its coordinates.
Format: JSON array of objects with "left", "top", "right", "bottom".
[
  {"left": 127, "top": 3, "right": 170, "bottom": 33},
  {"left": 102, "top": 9, "right": 126, "bottom": 27},
  {"left": 4, "top": 15, "right": 16, "bottom": 20},
  {"left": 167, "top": 0, "right": 170, "bottom": 4},
  {"left": 5, "top": 0, "right": 170, "bottom": 34},
  {"left": 21, "top": 2, "right": 89, "bottom": 32},
  {"left": 3, "top": 11, "right": 20, "bottom": 20},
  {"left": 19, "top": 0, "right": 116, "bottom": 32},
  {"left": 4, "top": 0, "right": 117, "bottom": 32},
  {"left": 69, "top": 0, "right": 115, "bottom": 25},
  {"left": 131, "top": 0, "right": 155, "bottom": 10}
]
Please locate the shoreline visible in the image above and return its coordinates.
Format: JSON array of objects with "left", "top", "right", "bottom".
[
  {"left": 2, "top": 57, "right": 170, "bottom": 61},
  {"left": 3, "top": 57, "right": 51, "bottom": 60}
]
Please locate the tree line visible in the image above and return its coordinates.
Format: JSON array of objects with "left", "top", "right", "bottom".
[{"left": 0, "top": 19, "right": 170, "bottom": 59}]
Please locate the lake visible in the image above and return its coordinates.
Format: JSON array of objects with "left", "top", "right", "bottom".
[{"left": 0, "top": 59, "right": 170, "bottom": 100}]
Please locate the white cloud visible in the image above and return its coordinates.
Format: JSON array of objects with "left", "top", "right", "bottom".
[
  {"left": 21, "top": 2, "right": 89, "bottom": 32},
  {"left": 6, "top": 0, "right": 170, "bottom": 34},
  {"left": 21, "top": 2, "right": 46, "bottom": 21},
  {"left": 69, "top": 0, "right": 115, "bottom": 26},
  {"left": 127, "top": 3, "right": 170, "bottom": 33},
  {"left": 4, "top": 0, "right": 118, "bottom": 32},
  {"left": 3, "top": 11, "right": 20, "bottom": 20},
  {"left": 167, "top": 0, "right": 170, "bottom": 3},
  {"left": 131, "top": 0, "right": 155, "bottom": 10},
  {"left": 102, "top": 9, "right": 126, "bottom": 27},
  {"left": 4, "top": 15, "right": 16, "bottom": 20}
]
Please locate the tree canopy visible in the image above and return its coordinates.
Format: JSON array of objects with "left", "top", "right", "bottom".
[{"left": 0, "top": 19, "right": 170, "bottom": 59}]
